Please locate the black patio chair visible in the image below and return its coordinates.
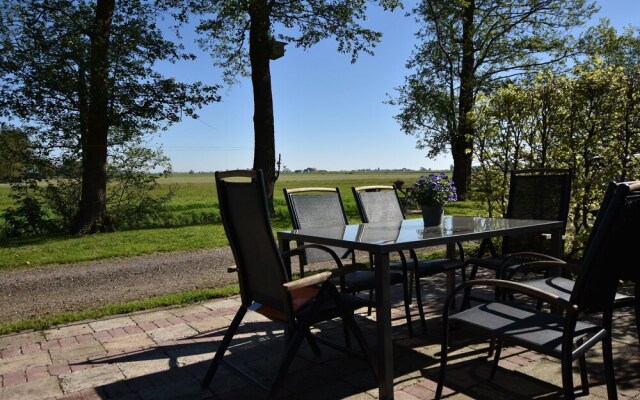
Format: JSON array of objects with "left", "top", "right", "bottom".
[
  {"left": 465, "top": 168, "right": 572, "bottom": 302},
  {"left": 506, "top": 181, "right": 640, "bottom": 346},
  {"left": 203, "top": 170, "right": 377, "bottom": 399},
  {"left": 352, "top": 185, "right": 466, "bottom": 335},
  {"left": 282, "top": 187, "right": 411, "bottom": 332},
  {"left": 435, "top": 180, "right": 640, "bottom": 400}
]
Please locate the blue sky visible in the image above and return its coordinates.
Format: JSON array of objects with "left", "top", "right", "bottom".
[{"left": 156, "top": 1, "right": 640, "bottom": 173}]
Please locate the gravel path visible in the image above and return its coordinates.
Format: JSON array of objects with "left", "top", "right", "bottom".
[
  {"left": 0, "top": 248, "right": 241, "bottom": 324},
  {"left": 0, "top": 247, "right": 341, "bottom": 325}
]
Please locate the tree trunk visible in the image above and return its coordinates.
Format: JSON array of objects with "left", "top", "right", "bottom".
[
  {"left": 249, "top": 0, "right": 276, "bottom": 216},
  {"left": 72, "top": 0, "right": 115, "bottom": 234},
  {"left": 453, "top": 0, "right": 475, "bottom": 201}
]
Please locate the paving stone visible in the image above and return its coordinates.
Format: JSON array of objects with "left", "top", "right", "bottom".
[
  {"left": 0, "top": 332, "right": 46, "bottom": 351},
  {"left": 101, "top": 333, "right": 155, "bottom": 353},
  {"left": 89, "top": 317, "right": 136, "bottom": 332},
  {"left": 130, "top": 310, "right": 176, "bottom": 324},
  {"left": 201, "top": 298, "right": 240, "bottom": 311},
  {"left": 166, "top": 343, "right": 218, "bottom": 367},
  {"left": 0, "top": 287, "right": 637, "bottom": 400},
  {"left": 2, "top": 371, "right": 26, "bottom": 387},
  {"left": 169, "top": 304, "right": 211, "bottom": 317},
  {"left": 0, "top": 350, "right": 51, "bottom": 375},
  {"left": 0, "top": 376, "right": 61, "bottom": 400},
  {"left": 49, "top": 341, "right": 106, "bottom": 363},
  {"left": 187, "top": 316, "right": 231, "bottom": 334},
  {"left": 148, "top": 324, "right": 198, "bottom": 344},
  {"left": 44, "top": 325, "right": 94, "bottom": 341},
  {"left": 116, "top": 357, "right": 172, "bottom": 379},
  {"left": 60, "top": 364, "right": 125, "bottom": 394},
  {"left": 137, "top": 376, "right": 210, "bottom": 400}
]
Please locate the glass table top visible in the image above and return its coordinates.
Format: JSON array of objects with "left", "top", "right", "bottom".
[{"left": 278, "top": 215, "right": 563, "bottom": 252}]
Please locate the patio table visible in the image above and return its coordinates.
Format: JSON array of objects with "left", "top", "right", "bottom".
[{"left": 278, "top": 215, "right": 563, "bottom": 400}]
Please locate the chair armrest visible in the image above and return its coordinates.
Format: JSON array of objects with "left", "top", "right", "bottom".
[
  {"left": 283, "top": 244, "right": 370, "bottom": 274},
  {"left": 282, "top": 263, "right": 365, "bottom": 292},
  {"left": 282, "top": 244, "right": 345, "bottom": 268},
  {"left": 283, "top": 272, "right": 332, "bottom": 291},
  {"left": 505, "top": 260, "right": 574, "bottom": 279},
  {"left": 500, "top": 252, "right": 564, "bottom": 266},
  {"left": 447, "top": 278, "right": 575, "bottom": 312}
]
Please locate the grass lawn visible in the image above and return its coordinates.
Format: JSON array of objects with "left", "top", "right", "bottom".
[
  {"left": 0, "top": 171, "right": 486, "bottom": 270},
  {"left": 0, "top": 171, "right": 486, "bottom": 334}
]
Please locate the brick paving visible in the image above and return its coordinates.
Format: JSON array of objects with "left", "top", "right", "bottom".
[{"left": 0, "top": 277, "right": 638, "bottom": 399}]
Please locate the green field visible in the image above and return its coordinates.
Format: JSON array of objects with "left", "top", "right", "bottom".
[{"left": 0, "top": 171, "right": 486, "bottom": 270}]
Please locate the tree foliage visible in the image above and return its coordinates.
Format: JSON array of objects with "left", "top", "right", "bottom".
[
  {"left": 473, "top": 24, "right": 640, "bottom": 248},
  {"left": 393, "top": 0, "right": 597, "bottom": 200},
  {"left": 0, "top": 125, "right": 33, "bottom": 183},
  {"left": 161, "top": 0, "right": 400, "bottom": 213},
  {"left": 0, "top": 0, "right": 220, "bottom": 235}
]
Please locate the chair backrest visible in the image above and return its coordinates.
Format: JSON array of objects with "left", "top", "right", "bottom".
[
  {"left": 216, "top": 170, "right": 291, "bottom": 318},
  {"left": 352, "top": 185, "right": 405, "bottom": 223},
  {"left": 503, "top": 168, "right": 572, "bottom": 254},
  {"left": 283, "top": 187, "right": 349, "bottom": 264},
  {"left": 570, "top": 181, "right": 640, "bottom": 312}
]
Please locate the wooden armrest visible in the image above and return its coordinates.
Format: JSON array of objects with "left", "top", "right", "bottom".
[
  {"left": 283, "top": 272, "right": 332, "bottom": 291},
  {"left": 283, "top": 263, "right": 366, "bottom": 292}
]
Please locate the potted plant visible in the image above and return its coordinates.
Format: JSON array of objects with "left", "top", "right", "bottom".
[{"left": 408, "top": 173, "right": 457, "bottom": 226}]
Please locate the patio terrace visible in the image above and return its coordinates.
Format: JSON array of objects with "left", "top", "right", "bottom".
[{"left": 0, "top": 273, "right": 638, "bottom": 399}]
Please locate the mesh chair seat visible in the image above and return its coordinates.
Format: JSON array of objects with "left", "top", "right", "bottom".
[{"left": 451, "top": 302, "right": 601, "bottom": 354}]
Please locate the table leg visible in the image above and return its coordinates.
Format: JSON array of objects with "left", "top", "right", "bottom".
[
  {"left": 446, "top": 243, "right": 456, "bottom": 310},
  {"left": 374, "top": 251, "right": 394, "bottom": 399},
  {"left": 550, "top": 229, "right": 563, "bottom": 259}
]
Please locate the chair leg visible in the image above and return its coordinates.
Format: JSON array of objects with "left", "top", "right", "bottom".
[
  {"left": 561, "top": 350, "right": 576, "bottom": 400},
  {"left": 435, "top": 319, "right": 450, "bottom": 400},
  {"left": 635, "top": 281, "right": 640, "bottom": 347},
  {"left": 577, "top": 338, "right": 589, "bottom": 395},
  {"left": 202, "top": 306, "right": 247, "bottom": 388},
  {"left": 413, "top": 272, "right": 427, "bottom": 335},
  {"left": 603, "top": 308, "right": 619, "bottom": 400},
  {"left": 489, "top": 339, "right": 502, "bottom": 379},
  {"left": 402, "top": 269, "right": 414, "bottom": 337},
  {"left": 461, "top": 265, "right": 477, "bottom": 308},
  {"left": 487, "top": 338, "right": 496, "bottom": 358},
  {"left": 342, "top": 308, "right": 379, "bottom": 379},
  {"left": 267, "top": 325, "right": 307, "bottom": 399},
  {"left": 305, "top": 329, "right": 322, "bottom": 357},
  {"left": 342, "top": 320, "right": 352, "bottom": 349}
]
